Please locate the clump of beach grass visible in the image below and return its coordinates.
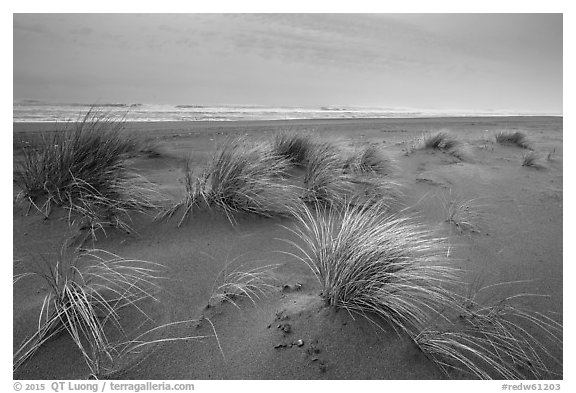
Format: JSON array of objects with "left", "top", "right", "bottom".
[
  {"left": 302, "top": 142, "right": 356, "bottom": 206},
  {"left": 13, "top": 110, "right": 163, "bottom": 238},
  {"left": 13, "top": 247, "right": 165, "bottom": 376},
  {"left": 286, "top": 201, "right": 562, "bottom": 379},
  {"left": 208, "top": 262, "right": 278, "bottom": 309},
  {"left": 272, "top": 131, "right": 316, "bottom": 167},
  {"left": 412, "top": 131, "right": 470, "bottom": 161},
  {"left": 413, "top": 288, "right": 562, "bottom": 379},
  {"left": 521, "top": 151, "right": 542, "bottom": 168},
  {"left": 343, "top": 145, "right": 397, "bottom": 176},
  {"left": 441, "top": 191, "right": 483, "bottom": 234},
  {"left": 298, "top": 141, "right": 402, "bottom": 209},
  {"left": 285, "top": 201, "right": 460, "bottom": 335},
  {"left": 161, "top": 139, "right": 303, "bottom": 225},
  {"left": 495, "top": 131, "right": 532, "bottom": 149}
]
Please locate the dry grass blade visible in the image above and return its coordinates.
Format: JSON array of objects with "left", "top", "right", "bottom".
[
  {"left": 13, "top": 272, "right": 34, "bottom": 284},
  {"left": 101, "top": 317, "right": 223, "bottom": 376}
]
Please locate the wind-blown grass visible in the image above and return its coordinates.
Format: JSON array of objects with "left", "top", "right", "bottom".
[
  {"left": 14, "top": 110, "right": 163, "bottom": 238},
  {"left": 440, "top": 191, "right": 483, "bottom": 234},
  {"left": 413, "top": 131, "right": 470, "bottom": 161},
  {"left": 495, "top": 131, "right": 532, "bottom": 149},
  {"left": 13, "top": 248, "right": 165, "bottom": 376},
  {"left": 285, "top": 201, "right": 562, "bottom": 379},
  {"left": 161, "top": 139, "right": 303, "bottom": 225},
  {"left": 521, "top": 151, "right": 542, "bottom": 168},
  {"left": 421, "top": 131, "right": 455, "bottom": 150},
  {"left": 300, "top": 142, "right": 402, "bottom": 209},
  {"left": 343, "top": 145, "right": 396, "bottom": 176},
  {"left": 413, "top": 291, "right": 562, "bottom": 379},
  {"left": 209, "top": 262, "right": 278, "bottom": 309},
  {"left": 272, "top": 131, "right": 315, "bottom": 167},
  {"left": 285, "top": 201, "right": 459, "bottom": 335},
  {"left": 102, "top": 317, "right": 223, "bottom": 377},
  {"left": 302, "top": 143, "right": 356, "bottom": 206}
]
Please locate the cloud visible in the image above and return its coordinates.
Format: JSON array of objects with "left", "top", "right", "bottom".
[
  {"left": 201, "top": 14, "right": 461, "bottom": 73},
  {"left": 69, "top": 26, "right": 93, "bottom": 36},
  {"left": 13, "top": 14, "right": 561, "bottom": 112}
]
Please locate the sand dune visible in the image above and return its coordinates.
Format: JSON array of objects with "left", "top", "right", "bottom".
[{"left": 13, "top": 117, "right": 563, "bottom": 380}]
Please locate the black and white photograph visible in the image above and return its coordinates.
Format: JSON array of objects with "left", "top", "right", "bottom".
[{"left": 11, "top": 5, "right": 565, "bottom": 386}]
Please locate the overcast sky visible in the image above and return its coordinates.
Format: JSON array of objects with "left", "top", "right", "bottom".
[{"left": 13, "top": 13, "right": 562, "bottom": 113}]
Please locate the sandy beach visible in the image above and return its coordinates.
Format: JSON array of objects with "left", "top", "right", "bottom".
[{"left": 13, "top": 116, "right": 563, "bottom": 380}]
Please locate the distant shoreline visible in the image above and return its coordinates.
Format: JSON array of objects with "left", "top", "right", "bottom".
[
  {"left": 13, "top": 102, "right": 561, "bottom": 123},
  {"left": 12, "top": 115, "right": 563, "bottom": 126}
]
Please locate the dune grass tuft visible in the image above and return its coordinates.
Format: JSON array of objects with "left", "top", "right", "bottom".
[
  {"left": 285, "top": 201, "right": 459, "bottom": 335},
  {"left": 413, "top": 131, "right": 470, "bottom": 160},
  {"left": 285, "top": 201, "right": 562, "bottom": 379},
  {"left": 421, "top": 131, "right": 454, "bottom": 150},
  {"left": 441, "top": 191, "right": 483, "bottom": 234},
  {"left": 209, "top": 262, "right": 278, "bottom": 308},
  {"left": 13, "top": 247, "right": 165, "bottom": 376},
  {"left": 161, "top": 139, "right": 303, "bottom": 225},
  {"left": 14, "top": 110, "right": 163, "bottom": 238},
  {"left": 300, "top": 142, "right": 402, "bottom": 209},
  {"left": 343, "top": 145, "right": 396, "bottom": 176},
  {"left": 495, "top": 131, "right": 532, "bottom": 149},
  {"left": 272, "top": 131, "right": 315, "bottom": 167},
  {"left": 302, "top": 142, "right": 355, "bottom": 206},
  {"left": 521, "top": 151, "right": 542, "bottom": 168},
  {"left": 414, "top": 290, "right": 562, "bottom": 379}
]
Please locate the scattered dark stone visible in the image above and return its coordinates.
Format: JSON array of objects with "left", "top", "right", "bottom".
[
  {"left": 295, "top": 339, "right": 304, "bottom": 347},
  {"left": 274, "top": 343, "right": 288, "bottom": 349},
  {"left": 281, "top": 324, "right": 292, "bottom": 334},
  {"left": 275, "top": 312, "right": 289, "bottom": 321},
  {"left": 267, "top": 324, "right": 271, "bottom": 329},
  {"left": 312, "top": 358, "right": 319, "bottom": 362},
  {"left": 306, "top": 342, "right": 321, "bottom": 356}
]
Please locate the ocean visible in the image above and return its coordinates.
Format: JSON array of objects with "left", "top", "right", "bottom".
[{"left": 13, "top": 101, "right": 556, "bottom": 123}]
